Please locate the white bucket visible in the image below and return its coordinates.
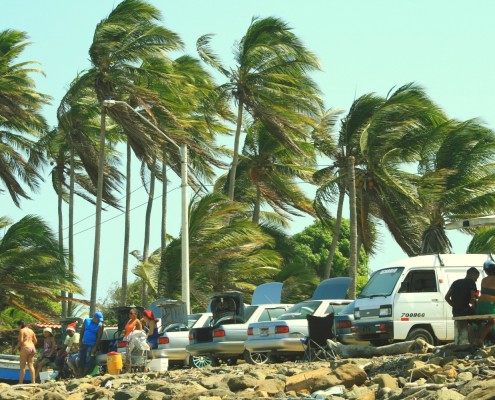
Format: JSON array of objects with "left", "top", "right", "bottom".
[
  {"left": 148, "top": 358, "right": 168, "bottom": 372},
  {"left": 40, "top": 369, "right": 59, "bottom": 383}
]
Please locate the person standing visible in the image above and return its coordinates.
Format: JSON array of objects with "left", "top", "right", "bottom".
[
  {"left": 124, "top": 308, "right": 142, "bottom": 339},
  {"left": 445, "top": 267, "right": 480, "bottom": 317},
  {"left": 142, "top": 310, "right": 159, "bottom": 349},
  {"left": 475, "top": 260, "right": 495, "bottom": 346},
  {"left": 78, "top": 312, "right": 104, "bottom": 377},
  {"left": 12, "top": 320, "right": 37, "bottom": 384}
]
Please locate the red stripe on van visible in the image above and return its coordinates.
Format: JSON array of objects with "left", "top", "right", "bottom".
[{"left": 401, "top": 317, "right": 409, "bottom": 321}]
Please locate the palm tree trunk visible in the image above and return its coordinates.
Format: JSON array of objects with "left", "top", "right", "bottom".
[
  {"left": 228, "top": 99, "right": 244, "bottom": 200},
  {"left": 68, "top": 144, "right": 75, "bottom": 316},
  {"left": 323, "top": 184, "right": 345, "bottom": 279},
  {"left": 253, "top": 186, "right": 261, "bottom": 224},
  {"left": 142, "top": 162, "right": 155, "bottom": 306},
  {"left": 90, "top": 108, "right": 106, "bottom": 315},
  {"left": 121, "top": 141, "right": 131, "bottom": 306},
  {"left": 57, "top": 164, "right": 66, "bottom": 317},
  {"left": 348, "top": 156, "right": 358, "bottom": 299},
  {"left": 159, "top": 144, "right": 168, "bottom": 297}
]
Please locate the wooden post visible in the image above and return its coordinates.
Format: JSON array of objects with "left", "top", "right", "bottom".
[{"left": 454, "top": 320, "right": 470, "bottom": 345}]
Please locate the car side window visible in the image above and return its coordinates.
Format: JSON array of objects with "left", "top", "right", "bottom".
[
  {"left": 400, "top": 269, "right": 437, "bottom": 293},
  {"left": 267, "top": 308, "right": 290, "bottom": 321}
]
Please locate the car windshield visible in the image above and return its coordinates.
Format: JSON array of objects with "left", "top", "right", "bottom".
[
  {"left": 276, "top": 301, "right": 321, "bottom": 320},
  {"left": 359, "top": 267, "right": 404, "bottom": 298}
]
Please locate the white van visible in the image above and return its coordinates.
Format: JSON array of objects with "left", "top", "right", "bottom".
[{"left": 353, "top": 253, "right": 489, "bottom": 345}]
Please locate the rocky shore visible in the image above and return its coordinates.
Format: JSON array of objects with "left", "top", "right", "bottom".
[{"left": 2, "top": 343, "right": 495, "bottom": 399}]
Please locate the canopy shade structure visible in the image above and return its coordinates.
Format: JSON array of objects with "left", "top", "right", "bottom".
[{"left": 445, "top": 216, "right": 495, "bottom": 230}]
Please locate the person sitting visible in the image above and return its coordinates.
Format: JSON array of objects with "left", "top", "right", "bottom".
[
  {"left": 63, "top": 322, "right": 80, "bottom": 376},
  {"left": 142, "top": 310, "right": 159, "bottom": 349},
  {"left": 475, "top": 260, "right": 495, "bottom": 346},
  {"left": 34, "top": 327, "right": 57, "bottom": 382}
]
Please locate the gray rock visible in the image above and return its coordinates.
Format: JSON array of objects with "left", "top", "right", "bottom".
[
  {"left": 227, "top": 375, "right": 258, "bottom": 391},
  {"left": 114, "top": 390, "right": 141, "bottom": 400},
  {"left": 136, "top": 390, "right": 166, "bottom": 400},
  {"left": 435, "top": 388, "right": 465, "bottom": 400}
]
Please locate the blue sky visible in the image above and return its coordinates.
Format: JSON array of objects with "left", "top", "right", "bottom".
[{"left": 2, "top": 0, "right": 495, "bottom": 306}]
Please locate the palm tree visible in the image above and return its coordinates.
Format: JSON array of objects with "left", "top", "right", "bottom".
[
  {"left": 197, "top": 16, "right": 323, "bottom": 200},
  {"left": 72, "top": 0, "right": 184, "bottom": 313},
  {"left": 160, "top": 193, "right": 282, "bottom": 309},
  {"left": 0, "top": 215, "right": 83, "bottom": 321},
  {"left": 218, "top": 121, "right": 317, "bottom": 224},
  {"left": 0, "top": 29, "right": 51, "bottom": 206},
  {"left": 417, "top": 119, "right": 495, "bottom": 253},
  {"left": 57, "top": 83, "right": 124, "bottom": 312},
  {"left": 315, "top": 84, "right": 445, "bottom": 267}
]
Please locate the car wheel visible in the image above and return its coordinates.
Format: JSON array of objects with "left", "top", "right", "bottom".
[
  {"left": 406, "top": 327, "right": 436, "bottom": 345},
  {"left": 243, "top": 350, "right": 270, "bottom": 365},
  {"left": 189, "top": 355, "right": 218, "bottom": 368}
]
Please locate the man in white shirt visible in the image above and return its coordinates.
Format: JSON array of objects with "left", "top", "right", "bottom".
[{"left": 64, "top": 322, "right": 80, "bottom": 375}]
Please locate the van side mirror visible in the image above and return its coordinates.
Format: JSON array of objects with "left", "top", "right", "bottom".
[{"left": 398, "top": 281, "right": 408, "bottom": 293}]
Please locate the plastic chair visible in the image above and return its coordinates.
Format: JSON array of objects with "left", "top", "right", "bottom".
[{"left": 301, "top": 313, "right": 336, "bottom": 362}]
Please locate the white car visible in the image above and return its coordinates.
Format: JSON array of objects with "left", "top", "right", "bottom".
[
  {"left": 244, "top": 298, "right": 350, "bottom": 364},
  {"left": 243, "top": 277, "right": 352, "bottom": 364},
  {"left": 153, "top": 312, "right": 212, "bottom": 367}
]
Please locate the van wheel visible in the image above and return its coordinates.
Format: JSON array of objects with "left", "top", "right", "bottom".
[
  {"left": 243, "top": 350, "right": 270, "bottom": 365},
  {"left": 406, "top": 328, "right": 435, "bottom": 345}
]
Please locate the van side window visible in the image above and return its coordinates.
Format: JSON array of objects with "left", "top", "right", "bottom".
[{"left": 400, "top": 270, "right": 437, "bottom": 293}]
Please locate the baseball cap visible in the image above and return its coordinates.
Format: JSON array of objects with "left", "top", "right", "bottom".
[
  {"left": 93, "top": 312, "right": 104, "bottom": 322},
  {"left": 483, "top": 259, "right": 495, "bottom": 270},
  {"left": 43, "top": 327, "right": 53, "bottom": 334}
]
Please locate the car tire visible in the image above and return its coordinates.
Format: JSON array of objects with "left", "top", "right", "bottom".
[
  {"left": 189, "top": 355, "right": 219, "bottom": 368},
  {"left": 243, "top": 350, "right": 270, "bottom": 365},
  {"left": 406, "top": 327, "right": 436, "bottom": 345}
]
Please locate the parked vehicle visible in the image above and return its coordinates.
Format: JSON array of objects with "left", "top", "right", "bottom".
[
  {"left": 187, "top": 282, "right": 291, "bottom": 368},
  {"left": 153, "top": 312, "right": 212, "bottom": 367},
  {"left": 334, "top": 301, "right": 368, "bottom": 345},
  {"left": 352, "top": 253, "right": 489, "bottom": 346},
  {"left": 243, "top": 277, "right": 352, "bottom": 364},
  {"left": 116, "top": 300, "right": 187, "bottom": 361}
]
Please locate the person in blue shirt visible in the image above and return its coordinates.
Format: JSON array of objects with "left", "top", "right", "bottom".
[{"left": 78, "top": 312, "right": 104, "bottom": 377}]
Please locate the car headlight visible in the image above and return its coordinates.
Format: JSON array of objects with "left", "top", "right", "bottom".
[{"left": 379, "top": 305, "right": 392, "bottom": 317}]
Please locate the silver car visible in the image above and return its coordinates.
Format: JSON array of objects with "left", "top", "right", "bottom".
[
  {"left": 153, "top": 312, "right": 212, "bottom": 367},
  {"left": 243, "top": 299, "right": 350, "bottom": 364}
]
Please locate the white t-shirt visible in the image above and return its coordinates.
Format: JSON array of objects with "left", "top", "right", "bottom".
[{"left": 64, "top": 332, "right": 80, "bottom": 354}]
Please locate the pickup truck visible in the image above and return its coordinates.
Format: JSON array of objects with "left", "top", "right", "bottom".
[
  {"left": 186, "top": 283, "right": 291, "bottom": 368},
  {"left": 243, "top": 277, "right": 352, "bottom": 364}
]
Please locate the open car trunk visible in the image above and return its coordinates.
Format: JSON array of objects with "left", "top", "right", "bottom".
[
  {"left": 157, "top": 299, "right": 187, "bottom": 332},
  {"left": 192, "top": 283, "right": 284, "bottom": 343}
]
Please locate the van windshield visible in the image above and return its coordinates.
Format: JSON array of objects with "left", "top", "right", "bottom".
[{"left": 359, "top": 267, "right": 404, "bottom": 298}]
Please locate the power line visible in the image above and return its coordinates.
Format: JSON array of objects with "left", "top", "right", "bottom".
[{"left": 67, "top": 185, "right": 181, "bottom": 240}]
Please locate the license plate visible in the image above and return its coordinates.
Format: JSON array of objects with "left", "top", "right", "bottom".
[
  {"left": 359, "top": 325, "right": 373, "bottom": 334},
  {"left": 260, "top": 328, "right": 269, "bottom": 337}
]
